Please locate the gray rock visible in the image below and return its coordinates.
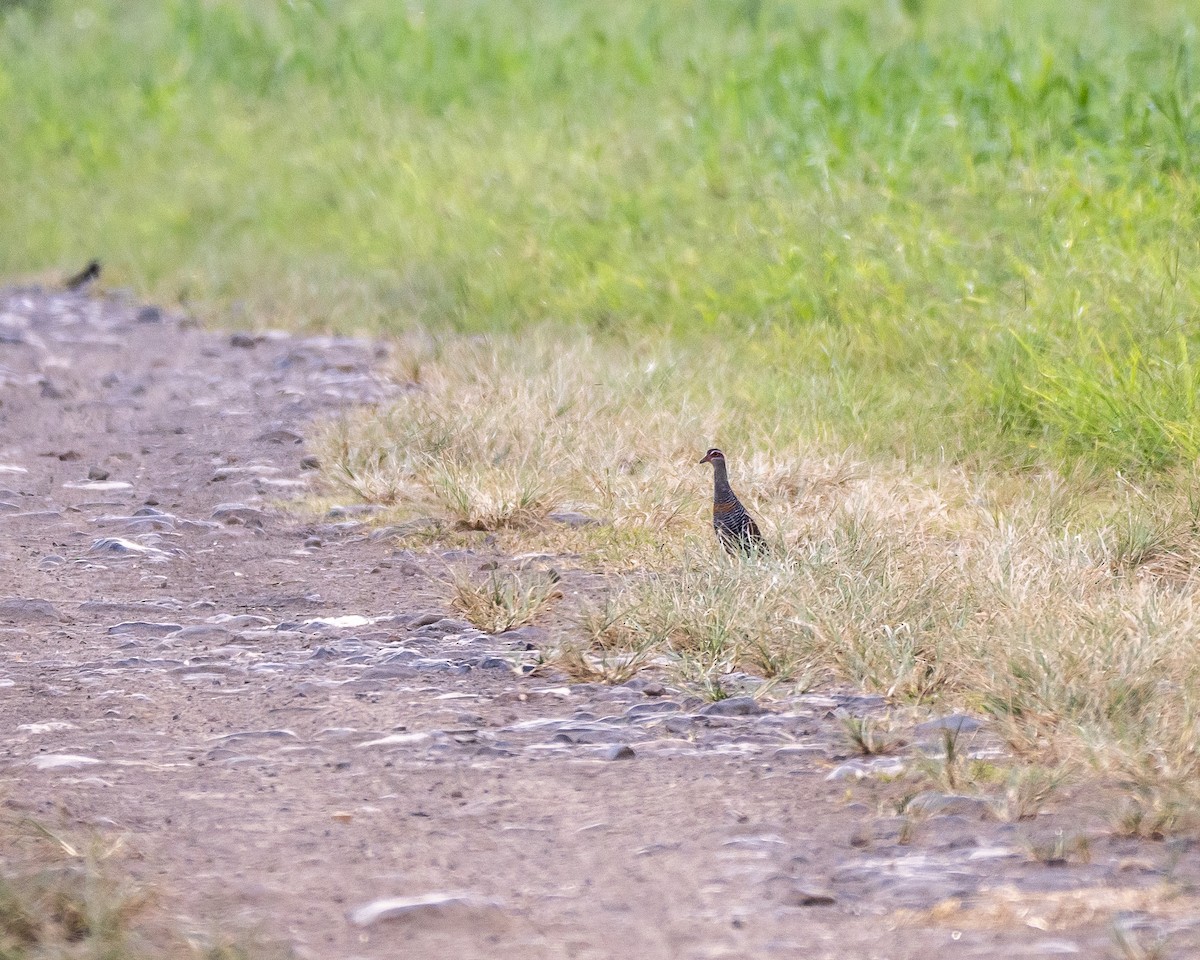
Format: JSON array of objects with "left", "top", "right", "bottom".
[
  {"left": 415, "top": 617, "right": 475, "bottom": 636},
  {"left": 477, "top": 657, "right": 512, "bottom": 671},
  {"left": 257, "top": 428, "right": 303, "bottom": 445},
  {"left": 136, "top": 305, "right": 163, "bottom": 324},
  {"left": 664, "top": 715, "right": 700, "bottom": 735},
  {"left": 348, "top": 893, "right": 505, "bottom": 928},
  {"left": 547, "top": 511, "right": 601, "bottom": 528},
  {"left": 106, "top": 621, "right": 182, "bottom": 638},
  {"left": 699, "top": 696, "right": 766, "bottom": 717},
  {"left": 904, "top": 791, "right": 996, "bottom": 820},
  {"left": 825, "top": 757, "right": 907, "bottom": 781},
  {"left": 327, "top": 503, "right": 381, "bottom": 518},
  {"left": 2, "top": 510, "right": 64, "bottom": 523},
  {"left": 603, "top": 744, "right": 636, "bottom": 761},
  {"left": 914, "top": 713, "right": 984, "bottom": 738},
  {"left": 624, "top": 701, "right": 681, "bottom": 719},
  {"left": 87, "top": 466, "right": 110, "bottom": 481},
  {"left": 0, "top": 598, "right": 62, "bottom": 622},
  {"left": 87, "top": 537, "right": 172, "bottom": 560},
  {"left": 28, "top": 754, "right": 102, "bottom": 771},
  {"left": 211, "top": 503, "right": 266, "bottom": 526}
]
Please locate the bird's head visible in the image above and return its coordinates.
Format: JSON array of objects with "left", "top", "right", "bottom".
[{"left": 699, "top": 448, "right": 725, "bottom": 466}]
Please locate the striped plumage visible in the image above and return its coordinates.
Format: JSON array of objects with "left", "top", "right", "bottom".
[{"left": 699, "top": 448, "right": 767, "bottom": 555}]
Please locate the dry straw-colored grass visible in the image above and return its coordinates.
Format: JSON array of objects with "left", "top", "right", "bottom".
[
  {"left": 0, "top": 816, "right": 283, "bottom": 960},
  {"left": 316, "top": 332, "right": 1200, "bottom": 818}
]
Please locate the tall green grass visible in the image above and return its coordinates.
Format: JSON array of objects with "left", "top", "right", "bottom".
[{"left": 5, "top": 0, "right": 1200, "bottom": 466}]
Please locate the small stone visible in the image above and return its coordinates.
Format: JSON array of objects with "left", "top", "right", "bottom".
[
  {"left": 603, "top": 744, "right": 636, "bottom": 761},
  {"left": 88, "top": 537, "right": 171, "bottom": 561},
  {"left": 87, "top": 466, "right": 110, "bottom": 481},
  {"left": 211, "top": 503, "right": 266, "bottom": 526},
  {"left": 257, "top": 428, "right": 303, "bottom": 445},
  {"left": 136, "top": 306, "right": 163, "bottom": 324},
  {"left": 904, "top": 791, "right": 996, "bottom": 820},
  {"left": 477, "top": 657, "right": 512, "bottom": 671},
  {"left": 63, "top": 480, "right": 132, "bottom": 491},
  {"left": 106, "top": 621, "right": 182, "bottom": 638},
  {"left": 547, "top": 511, "right": 601, "bottom": 528},
  {"left": 327, "top": 504, "right": 381, "bottom": 518},
  {"left": 348, "top": 893, "right": 504, "bottom": 928},
  {"left": 229, "top": 332, "right": 262, "bottom": 348},
  {"left": 624, "top": 701, "right": 681, "bottom": 719},
  {"left": 914, "top": 713, "right": 984, "bottom": 738},
  {"left": 29, "top": 754, "right": 102, "bottom": 770},
  {"left": 825, "top": 757, "right": 907, "bottom": 781},
  {"left": 300, "top": 455, "right": 321, "bottom": 470},
  {"left": 699, "top": 696, "right": 766, "bottom": 717},
  {"left": 642, "top": 682, "right": 668, "bottom": 697}
]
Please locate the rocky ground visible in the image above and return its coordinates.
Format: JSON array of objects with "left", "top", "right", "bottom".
[{"left": 0, "top": 286, "right": 1198, "bottom": 959}]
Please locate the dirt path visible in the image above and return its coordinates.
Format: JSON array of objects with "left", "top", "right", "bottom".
[{"left": 0, "top": 287, "right": 1197, "bottom": 959}]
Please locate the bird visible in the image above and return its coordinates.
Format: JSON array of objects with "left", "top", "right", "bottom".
[
  {"left": 64, "top": 259, "right": 101, "bottom": 292},
  {"left": 699, "top": 447, "right": 767, "bottom": 555}
]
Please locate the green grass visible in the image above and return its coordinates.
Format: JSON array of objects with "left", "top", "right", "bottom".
[{"left": 6, "top": 0, "right": 1200, "bottom": 466}]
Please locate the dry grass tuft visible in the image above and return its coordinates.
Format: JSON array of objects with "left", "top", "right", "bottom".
[
  {"left": 898, "top": 883, "right": 1198, "bottom": 932},
  {"left": 0, "top": 816, "right": 285, "bottom": 960},
  {"left": 449, "top": 569, "right": 563, "bottom": 634}
]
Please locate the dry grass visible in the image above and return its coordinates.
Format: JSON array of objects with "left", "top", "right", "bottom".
[
  {"left": 898, "top": 883, "right": 1198, "bottom": 933},
  {"left": 316, "top": 332, "right": 1200, "bottom": 825},
  {"left": 448, "top": 568, "right": 563, "bottom": 634},
  {"left": 0, "top": 816, "right": 283, "bottom": 960}
]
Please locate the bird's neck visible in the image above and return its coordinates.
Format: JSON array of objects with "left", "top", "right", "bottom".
[{"left": 712, "top": 461, "right": 737, "bottom": 503}]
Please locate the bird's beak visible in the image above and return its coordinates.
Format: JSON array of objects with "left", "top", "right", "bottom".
[{"left": 699, "top": 452, "right": 712, "bottom": 465}]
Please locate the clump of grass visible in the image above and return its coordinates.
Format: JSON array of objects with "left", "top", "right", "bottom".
[
  {"left": 1021, "top": 830, "right": 1092, "bottom": 866},
  {"left": 838, "top": 711, "right": 902, "bottom": 757},
  {"left": 316, "top": 335, "right": 718, "bottom": 539},
  {"left": 0, "top": 817, "right": 283, "bottom": 960},
  {"left": 547, "top": 642, "right": 651, "bottom": 685},
  {"left": 449, "top": 568, "right": 562, "bottom": 634},
  {"left": 1108, "top": 786, "right": 1197, "bottom": 841},
  {"left": 996, "top": 765, "right": 1070, "bottom": 822},
  {"left": 1111, "top": 920, "right": 1170, "bottom": 960},
  {"left": 0, "top": 821, "right": 149, "bottom": 959}
]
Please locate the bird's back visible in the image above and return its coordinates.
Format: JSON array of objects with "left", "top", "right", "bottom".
[{"left": 713, "top": 496, "right": 766, "bottom": 554}]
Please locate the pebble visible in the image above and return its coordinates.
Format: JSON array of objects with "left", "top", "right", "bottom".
[
  {"left": 905, "top": 791, "right": 997, "bottom": 820},
  {"left": 211, "top": 503, "right": 267, "bottom": 526},
  {"left": 914, "top": 713, "right": 985, "bottom": 737},
  {"left": 699, "top": 696, "right": 766, "bottom": 717},
  {"left": 106, "top": 621, "right": 183, "bottom": 637},
  {"left": 88, "top": 537, "right": 172, "bottom": 561},
  {"left": 825, "top": 757, "right": 907, "bottom": 781},
  {"left": 603, "top": 744, "right": 636, "bottom": 761},
  {"left": 547, "top": 511, "right": 601, "bottom": 528},
  {"left": 348, "top": 893, "right": 505, "bottom": 928},
  {"left": 29, "top": 754, "right": 102, "bottom": 770}
]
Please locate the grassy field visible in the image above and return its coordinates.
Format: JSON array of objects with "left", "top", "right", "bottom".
[
  {"left": 6, "top": 0, "right": 1200, "bottom": 464},
  {"left": 6, "top": 0, "right": 1200, "bottom": 818}
]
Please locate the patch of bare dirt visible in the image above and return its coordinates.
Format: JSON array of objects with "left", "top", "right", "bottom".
[{"left": 0, "top": 287, "right": 1197, "bottom": 959}]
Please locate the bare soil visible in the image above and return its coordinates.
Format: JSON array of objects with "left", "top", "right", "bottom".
[{"left": 1, "top": 287, "right": 1197, "bottom": 959}]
